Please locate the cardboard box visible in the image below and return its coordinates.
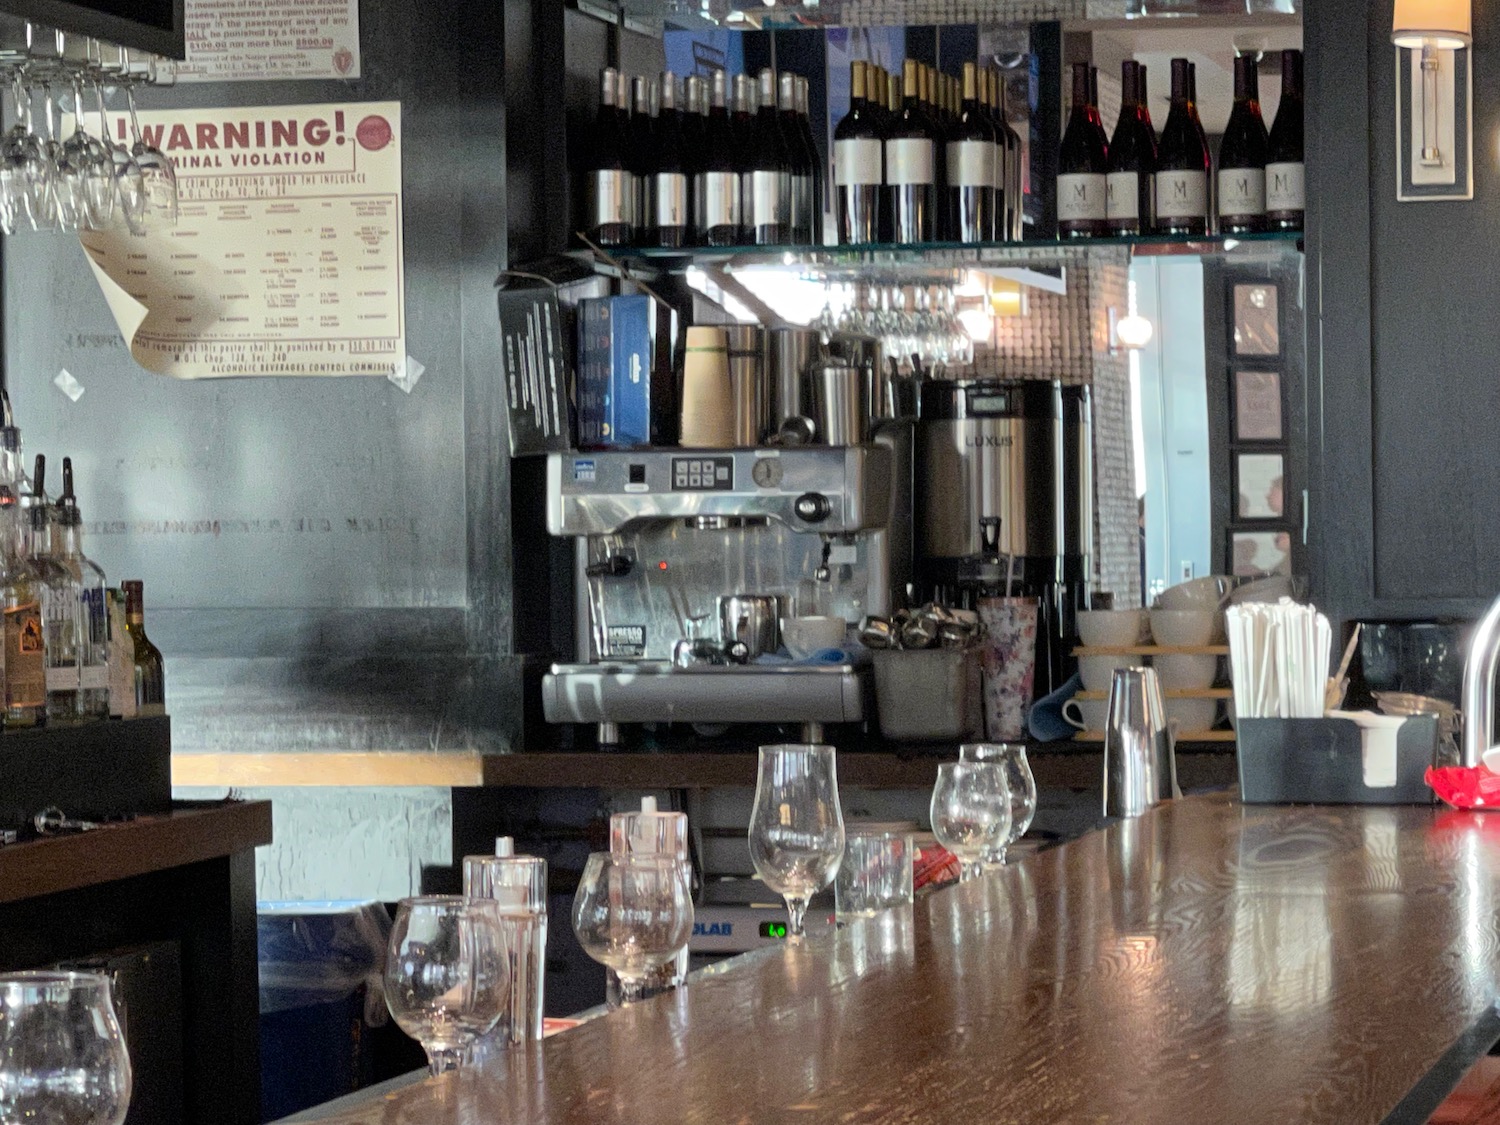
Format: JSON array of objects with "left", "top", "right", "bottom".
[{"left": 577, "top": 295, "right": 651, "bottom": 448}]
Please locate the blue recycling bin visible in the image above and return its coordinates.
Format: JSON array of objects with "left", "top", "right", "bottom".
[{"left": 256, "top": 901, "right": 390, "bottom": 1122}]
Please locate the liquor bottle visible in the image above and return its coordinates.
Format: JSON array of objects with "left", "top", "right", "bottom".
[
  {"left": 0, "top": 487, "right": 44, "bottom": 730},
  {"left": 750, "top": 69, "right": 792, "bottom": 244},
  {"left": 649, "top": 74, "right": 689, "bottom": 248},
  {"left": 1154, "top": 57, "right": 1211, "bottom": 236},
  {"left": 582, "top": 68, "right": 633, "bottom": 246},
  {"left": 1057, "top": 62, "right": 1108, "bottom": 239},
  {"left": 834, "top": 60, "right": 884, "bottom": 244},
  {"left": 947, "top": 62, "right": 997, "bottom": 243},
  {"left": 1107, "top": 60, "right": 1157, "bottom": 236},
  {"left": 27, "top": 457, "right": 77, "bottom": 725},
  {"left": 778, "top": 72, "right": 813, "bottom": 244},
  {"left": 627, "top": 76, "right": 655, "bottom": 244},
  {"left": 1265, "top": 49, "right": 1304, "bottom": 231},
  {"left": 794, "top": 77, "right": 822, "bottom": 243},
  {"left": 885, "top": 60, "right": 937, "bottom": 244},
  {"left": 697, "top": 70, "right": 742, "bottom": 247},
  {"left": 53, "top": 459, "right": 108, "bottom": 720},
  {"left": 981, "top": 68, "right": 1003, "bottom": 239},
  {"left": 107, "top": 588, "right": 134, "bottom": 719},
  {"left": 121, "top": 579, "right": 165, "bottom": 718},
  {"left": 1218, "top": 54, "right": 1269, "bottom": 234},
  {"left": 732, "top": 73, "right": 758, "bottom": 244}
]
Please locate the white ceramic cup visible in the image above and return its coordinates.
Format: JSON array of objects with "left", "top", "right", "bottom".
[
  {"left": 781, "top": 615, "right": 846, "bottom": 659},
  {"left": 1078, "top": 653, "right": 1145, "bottom": 694},
  {"left": 1153, "top": 653, "right": 1220, "bottom": 691},
  {"left": 1165, "top": 697, "right": 1219, "bottom": 733},
  {"left": 1077, "top": 609, "right": 1149, "bottom": 648},
  {"left": 1149, "top": 609, "right": 1218, "bottom": 647},
  {"left": 1062, "top": 698, "right": 1109, "bottom": 732}
]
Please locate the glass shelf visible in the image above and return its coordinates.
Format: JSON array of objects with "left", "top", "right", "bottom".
[{"left": 577, "top": 230, "right": 1302, "bottom": 284}]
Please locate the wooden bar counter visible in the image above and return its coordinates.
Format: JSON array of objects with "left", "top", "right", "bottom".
[{"left": 287, "top": 793, "right": 1500, "bottom": 1124}]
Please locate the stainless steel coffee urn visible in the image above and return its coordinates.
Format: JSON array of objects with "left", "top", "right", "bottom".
[{"left": 914, "top": 378, "right": 1093, "bottom": 695}]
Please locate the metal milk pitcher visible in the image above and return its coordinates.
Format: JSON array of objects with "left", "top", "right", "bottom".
[{"left": 1102, "top": 666, "right": 1178, "bottom": 818}]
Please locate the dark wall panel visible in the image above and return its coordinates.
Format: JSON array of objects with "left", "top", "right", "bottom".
[{"left": 2, "top": 0, "right": 516, "bottom": 750}]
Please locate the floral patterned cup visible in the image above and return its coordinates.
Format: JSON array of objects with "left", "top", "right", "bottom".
[{"left": 979, "top": 597, "right": 1039, "bottom": 741}]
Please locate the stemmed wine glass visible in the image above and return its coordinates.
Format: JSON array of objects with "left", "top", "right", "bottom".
[
  {"left": 930, "top": 760, "right": 1011, "bottom": 882},
  {"left": 571, "top": 852, "right": 694, "bottom": 1006},
  {"left": 960, "top": 742, "right": 1037, "bottom": 869},
  {"left": 88, "top": 54, "right": 146, "bottom": 235},
  {"left": 748, "top": 743, "right": 846, "bottom": 942},
  {"left": 0, "top": 75, "right": 49, "bottom": 233},
  {"left": 122, "top": 49, "right": 176, "bottom": 227},
  {"left": 61, "top": 71, "right": 114, "bottom": 228},
  {"left": 0, "top": 970, "right": 132, "bottom": 1124},
  {"left": 384, "top": 895, "right": 511, "bottom": 1076}
]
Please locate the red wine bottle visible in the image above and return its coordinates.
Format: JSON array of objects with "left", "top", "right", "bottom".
[
  {"left": 1265, "top": 49, "right": 1304, "bottom": 231},
  {"left": 884, "top": 60, "right": 937, "bottom": 243},
  {"left": 834, "top": 60, "right": 884, "bottom": 244},
  {"left": 1154, "top": 57, "right": 1211, "bottom": 236},
  {"left": 732, "top": 74, "right": 757, "bottom": 244},
  {"left": 946, "top": 62, "right": 997, "bottom": 243},
  {"left": 648, "top": 73, "right": 689, "bottom": 248},
  {"left": 778, "top": 72, "right": 814, "bottom": 244},
  {"left": 695, "top": 71, "right": 741, "bottom": 246},
  {"left": 1217, "top": 54, "right": 1270, "bottom": 234},
  {"left": 1057, "top": 62, "right": 1108, "bottom": 238},
  {"left": 1107, "top": 60, "right": 1156, "bottom": 236},
  {"left": 583, "top": 68, "right": 632, "bottom": 246}
]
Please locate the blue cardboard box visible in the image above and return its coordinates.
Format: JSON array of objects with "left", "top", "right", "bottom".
[{"left": 577, "top": 295, "right": 652, "bottom": 448}]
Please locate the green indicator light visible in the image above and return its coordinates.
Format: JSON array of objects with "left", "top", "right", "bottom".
[{"left": 760, "top": 921, "right": 788, "bottom": 939}]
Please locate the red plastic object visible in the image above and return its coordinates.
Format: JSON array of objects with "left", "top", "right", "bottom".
[{"left": 1425, "top": 765, "right": 1500, "bottom": 810}]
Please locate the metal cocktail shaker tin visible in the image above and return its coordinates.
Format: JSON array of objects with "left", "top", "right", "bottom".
[
  {"left": 769, "top": 327, "right": 820, "bottom": 436},
  {"left": 723, "top": 324, "right": 767, "bottom": 446}
]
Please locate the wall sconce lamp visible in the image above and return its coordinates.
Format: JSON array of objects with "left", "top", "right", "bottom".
[{"left": 1393, "top": 0, "right": 1473, "bottom": 200}]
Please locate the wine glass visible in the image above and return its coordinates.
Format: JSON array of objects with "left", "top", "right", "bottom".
[
  {"left": 121, "top": 50, "right": 177, "bottom": 227},
  {"left": 384, "top": 895, "right": 510, "bottom": 1075},
  {"left": 0, "top": 75, "right": 50, "bottom": 233},
  {"left": 89, "top": 68, "right": 146, "bottom": 236},
  {"left": 961, "top": 742, "right": 1038, "bottom": 869},
  {"left": 748, "top": 743, "right": 845, "bottom": 942},
  {"left": 571, "top": 852, "right": 693, "bottom": 1005},
  {"left": 930, "top": 760, "right": 1011, "bottom": 882},
  {"left": 0, "top": 970, "right": 132, "bottom": 1124}
]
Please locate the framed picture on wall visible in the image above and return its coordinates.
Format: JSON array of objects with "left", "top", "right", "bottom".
[
  {"left": 1233, "top": 284, "right": 1280, "bottom": 356},
  {"left": 1235, "top": 453, "right": 1286, "bottom": 520},
  {"left": 1229, "top": 529, "right": 1293, "bottom": 577},
  {"left": 1233, "top": 370, "right": 1283, "bottom": 441}
]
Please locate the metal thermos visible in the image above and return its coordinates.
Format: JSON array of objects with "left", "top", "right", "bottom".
[
  {"left": 809, "top": 359, "right": 868, "bottom": 446},
  {"left": 724, "top": 324, "right": 767, "bottom": 446},
  {"left": 769, "top": 327, "right": 819, "bottom": 435},
  {"left": 1102, "top": 667, "right": 1178, "bottom": 818}
]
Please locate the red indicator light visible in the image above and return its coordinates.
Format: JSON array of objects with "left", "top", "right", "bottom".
[{"left": 658, "top": 560, "right": 669, "bottom": 571}]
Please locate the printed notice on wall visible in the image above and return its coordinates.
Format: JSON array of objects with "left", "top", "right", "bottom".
[
  {"left": 80, "top": 102, "right": 404, "bottom": 380},
  {"left": 179, "top": 0, "right": 360, "bottom": 82}
]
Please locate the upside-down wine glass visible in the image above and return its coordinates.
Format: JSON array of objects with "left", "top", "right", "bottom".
[
  {"left": 0, "top": 970, "right": 133, "bottom": 1124},
  {"left": 384, "top": 895, "right": 510, "bottom": 1076},
  {"left": 748, "top": 742, "right": 846, "bottom": 942},
  {"left": 930, "top": 760, "right": 1011, "bottom": 882},
  {"left": 571, "top": 852, "right": 694, "bottom": 1005},
  {"left": 121, "top": 49, "right": 176, "bottom": 226}
]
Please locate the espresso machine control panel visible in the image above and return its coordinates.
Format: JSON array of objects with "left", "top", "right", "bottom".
[
  {"left": 546, "top": 448, "right": 892, "bottom": 535},
  {"left": 670, "top": 456, "right": 734, "bottom": 491}
]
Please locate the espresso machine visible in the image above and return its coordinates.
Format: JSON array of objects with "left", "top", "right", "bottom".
[
  {"left": 914, "top": 378, "right": 1093, "bottom": 696},
  {"left": 541, "top": 444, "right": 901, "bottom": 743}
]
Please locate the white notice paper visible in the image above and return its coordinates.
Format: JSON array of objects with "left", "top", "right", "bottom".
[
  {"left": 179, "top": 0, "right": 360, "bottom": 82},
  {"left": 81, "top": 102, "right": 404, "bottom": 379}
]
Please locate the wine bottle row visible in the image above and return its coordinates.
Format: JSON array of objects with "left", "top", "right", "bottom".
[
  {"left": 583, "top": 66, "right": 823, "bottom": 249},
  {"left": 833, "top": 59, "right": 1023, "bottom": 245},
  {"left": 0, "top": 393, "right": 164, "bottom": 731},
  {"left": 1058, "top": 50, "right": 1303, "bottom": 239}
]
